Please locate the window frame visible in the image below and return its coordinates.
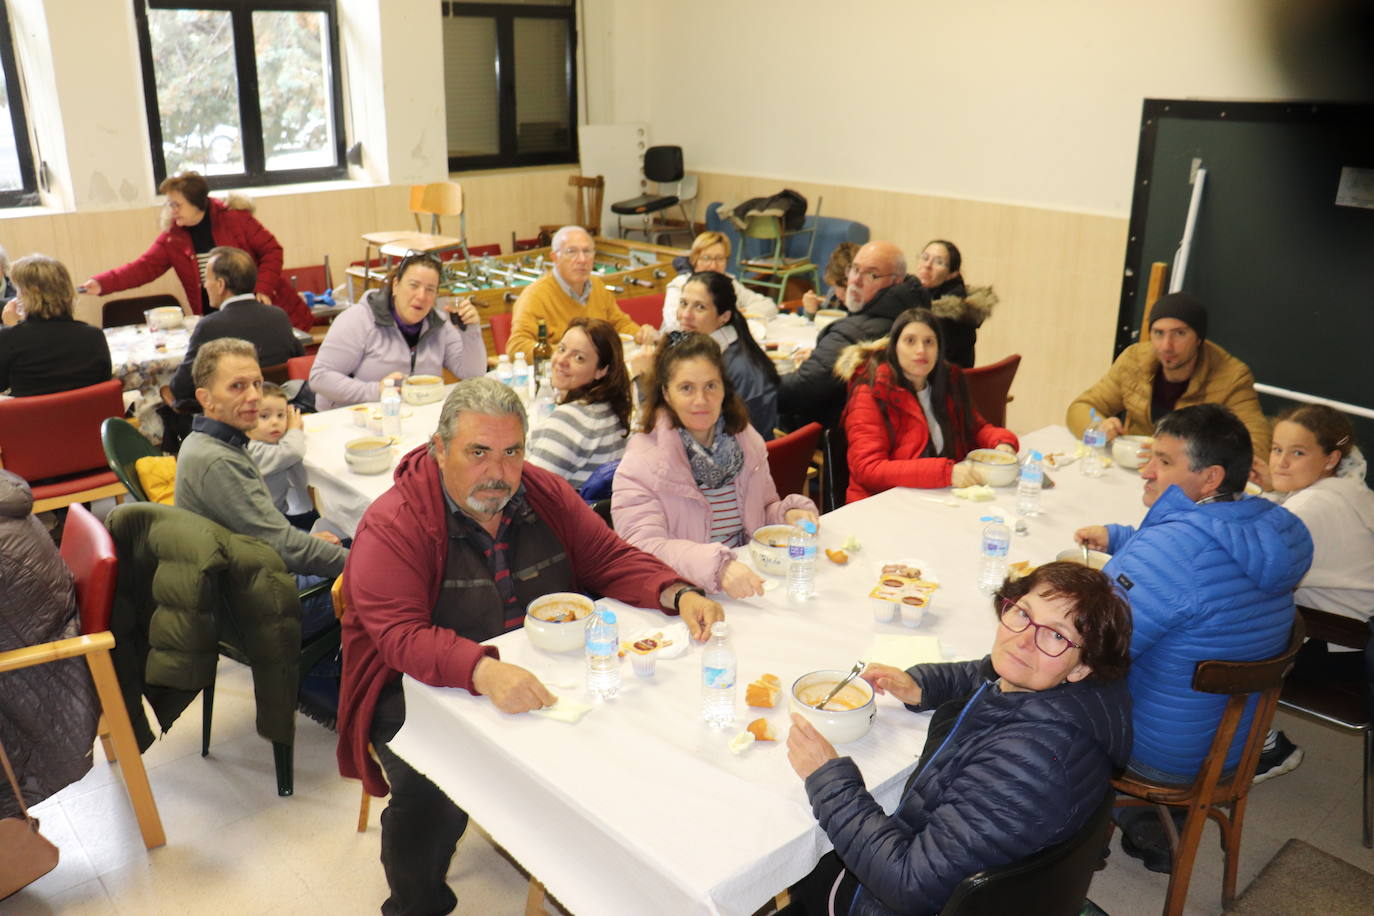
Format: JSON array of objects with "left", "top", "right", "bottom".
[
  {"left": 0, "top": 0, "right": 38, "bottom": 207},
  {"left": 133, "top": 0, "right": 348, "bottom": 190},
  {"left": 441, "top": 1, "right": 579, "bottom": 172}
]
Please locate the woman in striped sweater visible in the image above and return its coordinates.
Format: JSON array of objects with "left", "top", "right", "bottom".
[
  {"left": 612, "top": 333, "right": 818, "bottom": 599},
  {"left": 527, "top": 317, "right": 633, "bottom": 490}
]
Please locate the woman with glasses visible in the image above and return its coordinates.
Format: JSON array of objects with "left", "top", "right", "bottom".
[
  {"left": 527, "top": 317, "right": 634, "bottom": 490},
  {"left": 612, "top": 332, "right": 817, "bottom": 599},
  {"left": 81, "top": 171, "right": 314, "bottom": 331},
  {"left": 309, "top": 252, "right": 485, "bottom": 410},
  {"left": 838, "top": 307, "right": 1017, "bottom": 502},
  {"left": 913, "top": 239, "right": 997, "bottom": 369},
  {"left": 674, "top": 271, "right": 780, "bottom": 438},
  {"left": 786, "top": 561, "right": 1133, "bottom": 915},
  {"left": 660, "top": 232, "right": 778, "bottom": 332}
]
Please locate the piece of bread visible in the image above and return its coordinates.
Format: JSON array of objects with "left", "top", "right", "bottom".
[
  {"left": 746, "top": 718, "right": 776, "bottom": 741},
  {"left": 746, "top": 674, "right": 782, "bottom": 708},
  {"left": 824, "top": 548, "right": 849, "bottom": 565}
]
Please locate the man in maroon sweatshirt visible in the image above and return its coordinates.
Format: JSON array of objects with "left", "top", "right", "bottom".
[{"left": 337, "top": 377, "right": 723, "bottom": 916}]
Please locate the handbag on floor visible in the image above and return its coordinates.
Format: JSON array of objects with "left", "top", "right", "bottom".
[{"left": 0, "top": 735, "right": 60, "bottom": 899}]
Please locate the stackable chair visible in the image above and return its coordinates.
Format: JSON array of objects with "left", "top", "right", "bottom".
[
  {"left": 615, "top": 293, "right": 665, "bottom": 329},
  {"left": 766, "top": 422, "right": 823, "bottom": 498},
  {"left": 963, "top": 354, "right": 1022, "bottom": 428},
  {"left": 100, "top": 417, "right": 161, "bottom": 503},
  {"left": 540, "top": 174, "right": 606, "bottom": 240},
  {"left": 287, "top": 354, "right": 316, "bottom": 381},
  {"left": 610, "top": 146, "right": 694, "bottom": 242},
  {"left": 736, "top": 205, "right": 821, "bottom": 304},
  {"left": 0, "top": 380, "right": 128, "bottom": 512},
  {"left": 102, "top": 294, "right": 182, "bottom": 328}
]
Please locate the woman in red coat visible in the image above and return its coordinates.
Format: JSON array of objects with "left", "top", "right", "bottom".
[
  {"left": 839, "top": 307, "right": 1017, "bottom": 502},
  {"left": 81, "top": 171, "right": 313, "bottom": 331}
]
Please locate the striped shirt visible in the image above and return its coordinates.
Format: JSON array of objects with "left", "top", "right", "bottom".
[
  {"left": 702, "top": 483, "right": 745, "bottom": 546},
  {"left": 527, "top": 399, "right": 628, "bottom": 491}
]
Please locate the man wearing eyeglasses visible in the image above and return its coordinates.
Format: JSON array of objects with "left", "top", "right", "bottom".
[
  {"left": 779, "top": 240, "right": 926, "bottom": 430},
  {"left": 506, "top": 225, "right": 656, "bottom": 360},
  {"left": 1074, "top": 404, "right": 1312, "bottom": 872}
]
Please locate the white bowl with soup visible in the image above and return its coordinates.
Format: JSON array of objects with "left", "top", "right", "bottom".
[
  {"left": 791, "top": 669, "right": 876, "bottom": 744},
  {"left": 344, "top": 437, "right": 393, "bottom": 475},
  {"left": 144, "top": 306, "right": 184, "bottom": 330},
  {"left": 813, "top": 308, "right": 847, "bottom": 331},
  {"left": 1111, "top": 435, "right": 1153, "bottom": 470},
  {"left": 525, "top": 592, "right": 595, "bottom": 653},
  {"left": 401, "top": 374, "right": 445, "bottom": 405},
  {"left": 967, "top": 448, "right": 1020, "bottom": 487},
  {"left": 1056, "top": 548, "right": 1112, "bottom": 571},
  {"left": 750, "top": 524, "right": 794, "bottom": 577}
]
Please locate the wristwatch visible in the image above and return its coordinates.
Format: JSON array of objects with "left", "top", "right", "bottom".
[{"left": 673, "top": 585, "right": 706, "bottom": 612}]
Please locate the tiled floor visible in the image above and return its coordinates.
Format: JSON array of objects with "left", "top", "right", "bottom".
[{"left": 5, "top": 658, "right": 1370, "bottom": 916}]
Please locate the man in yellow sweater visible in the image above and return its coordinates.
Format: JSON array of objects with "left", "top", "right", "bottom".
[{"left": 506, "top": 225, "right": 657, "bottom": 359}]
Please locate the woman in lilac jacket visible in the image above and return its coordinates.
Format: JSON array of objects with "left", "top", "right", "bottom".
[
  {"left": 612, "top": 332, "right": 818, "bottom": 599},
  {"left": 310, "top": 252, "right": 486, "bottom": 410}
]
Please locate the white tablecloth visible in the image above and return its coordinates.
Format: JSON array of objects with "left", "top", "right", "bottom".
[
  {"left": 386, "top": 427, "right": 1150, "bottom": 916},
  {"left": 104, "top": 323, "right": 192, "bottom": 393}
]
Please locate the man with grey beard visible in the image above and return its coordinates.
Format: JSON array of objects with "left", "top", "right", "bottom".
[{"left": 335, "top": 377, "right": 724, "bottom": 915}]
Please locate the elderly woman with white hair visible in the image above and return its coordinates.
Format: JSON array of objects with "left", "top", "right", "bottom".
[{"left": 506, "top": 225, "right": 657, "bottom": 359}]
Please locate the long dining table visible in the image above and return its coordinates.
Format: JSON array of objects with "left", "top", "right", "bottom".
[{"left": 303, "top": 418, "right": 1150, "bottom": 915}]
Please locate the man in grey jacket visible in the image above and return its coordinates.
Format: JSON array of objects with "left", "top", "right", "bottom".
[{"left": 175, "top": 336, "right": 345, "bottom": 580}]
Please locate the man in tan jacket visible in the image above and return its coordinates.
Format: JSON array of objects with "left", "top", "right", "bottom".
[{"left": 1066, "top": 293, "right": 1270, "bottom": 455}]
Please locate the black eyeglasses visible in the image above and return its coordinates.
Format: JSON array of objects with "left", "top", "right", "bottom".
[
  {"left": 395, "top": 250, "right": 443, "bottom": 275},
  {"left": 998, "top": 599, "right": 1082, "bottom": 658},
  {"left": 665, "top": 330, "right": 694, "bottom": 349}
]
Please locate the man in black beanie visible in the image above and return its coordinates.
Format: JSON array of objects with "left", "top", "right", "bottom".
[{"left": 1066, "top": 292, "right": 1271, "bottom": 455}]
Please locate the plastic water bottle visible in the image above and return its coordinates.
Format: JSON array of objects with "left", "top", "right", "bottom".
[
  {"left": 531, "top": 374, "right": 557, "bottom": 425},
  {"left": 381, "top": 379, "right": 402, "bottom": 438},
  {"left": 512, "top": 352, "right": 531, "bottom": 399},
  {"left": 787, "top": 519, "right": 819, "bottom": 601},
  {"left": 1081, "top": 409, "right": 1107, "bottom": 478},
  {"left": 585, "top": 605, "right": 620, "bottom": 700},
  {"left": 496, "top": 354, "right": 513, "bottom": 386},
  {"left": 700, "top": 621, "right": 736, "bottom": 727},
  {"left": 977, "top": 515, "right": 1011, "bottom": 592},
  {"left": 1016, "top": 450, "right": 1044, "bottom": 517}
]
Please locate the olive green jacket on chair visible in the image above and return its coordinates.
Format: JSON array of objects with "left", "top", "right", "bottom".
[{"left": 106, "top": 502, "right": 303, "bottom": 751}]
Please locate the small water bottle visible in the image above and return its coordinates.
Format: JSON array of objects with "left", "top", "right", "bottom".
[
  {"left": 1081, "top": 409, "right": 1107, "bottom": 478},
  {"left": 512, "top": 352, "right": 531, "bottom": 399},
  {"left": 381, "top": 379, "right": 402, "bottom": 438},
  {"left": 977, "top": 515, "right": 1011, "bottom": 592},
  {"left": 1016, "top": 449, "right": 1044, "bottom": 517},
  {"left": 585, "top": 605, "right": 620, "bottom": 700},
  {"left": 786, "top": 519, "right": 818, "bottom": 601},
  {"left": 531, "top": 374, "right": 557, "bottom": 425},
  {"left": 496, "top": 354, "right": 513, "bottom": 386},
  {"left": 700, "top": 621, "right": 736, "bottom": 727}
]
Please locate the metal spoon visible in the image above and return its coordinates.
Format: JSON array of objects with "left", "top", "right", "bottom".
[
  {"left": 1081, "top": 543, "right": 1091, "bottom": 566},
  {"left": 816, "top": 660, "right": 866, "bottom": 710}
]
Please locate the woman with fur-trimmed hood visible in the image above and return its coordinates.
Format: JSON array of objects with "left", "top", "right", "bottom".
[
  {"left": 837, "top": 307, "right": 1017, "bottom": 503},
  {"left": 914, "top": 239, "right": 996, "bottom": 368},
  {"left": 84, "top": 171, "right": 313, "bottom": 331}
]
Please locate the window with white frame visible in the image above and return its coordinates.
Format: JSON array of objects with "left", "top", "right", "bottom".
[{"left": 0, "top": 0, "right": 38, "bottom": 207}]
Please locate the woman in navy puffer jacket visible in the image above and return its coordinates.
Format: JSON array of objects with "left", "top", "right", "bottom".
[{"left": 787, "top": 563, "right": 1134, "bottom": 916}]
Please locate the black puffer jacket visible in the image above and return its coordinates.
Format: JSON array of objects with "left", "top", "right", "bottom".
[
  {"left": 779, "top": 279, "right": 929, "bottom": 429},
  {"left": 0, "top": 471, "right": 99, "bottom": 818},
  {"left": 804, "top": 657, "right": 1132, "bottom": 916},
  {"left": 926, "top": 276, "right": 997, "bottom": 369}
]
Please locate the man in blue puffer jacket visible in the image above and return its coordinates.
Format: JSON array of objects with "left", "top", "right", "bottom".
[{"left": 1076, "top": 404, "right": 1312, "bottom": 869}]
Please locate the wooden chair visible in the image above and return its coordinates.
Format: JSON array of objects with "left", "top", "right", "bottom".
[
  {"left": 539, "top": 174, "right": 605, "bottom": 240},
  {"left": 737, "top": 210, "right": 821, "bottom": 304},
  {"left": 1278, "top": 605, "right": 1373, "bottom": 848},
  {"left": 0, "top": 380, "right": 128, "bottom": 512},
  {"left": 102, "top": 294, "right": 181, "bottom": 328},
  {"left": 1111, "top": 619, "right": 1305, "bottom": 916},
  {"left": 410, "top": 181, "right": 471, "bottom": 264},
  {"left": 287, "top": 354, "right": 316, "bottom": 381},
  {"left": 963, "top": 354, "right": 1022, "bottom": 428},
  {"left": 942, "top": 789, "right": 1115, "bottom": 916},
  {"left": 616, "top": 293, "right": 665, "bottom": 329},
  {"left": 101, "top": 417, "right": 160, "bottom": 503},
  {"left": 766, "top": 422, "right": 823, "bottom": 498}
]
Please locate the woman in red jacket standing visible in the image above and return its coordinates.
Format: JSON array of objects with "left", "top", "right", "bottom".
[
  {"left": 81, "top": 171, "right": 313, "bottom": 331},
  {"left": 839, "top": 307, "right": 1017, "bottom": 502}
]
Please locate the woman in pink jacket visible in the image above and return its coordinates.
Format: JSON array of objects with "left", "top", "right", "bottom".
[
  {"left": 82, "top": 171, "right": 313, "bottom": 331},
  {"left": 613, "top": 332, "right": 818, "bottom": 599}
]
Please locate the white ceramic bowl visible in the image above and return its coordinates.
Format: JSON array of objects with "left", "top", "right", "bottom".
[
  {"left": 401, "top": 375, "right": 445, "bottom": 405},
  {"left": 814, "top": 308, "right": 846, "bottom": 331},
  {"left": 968, "top": 448, "right": 1020, "bottom": 487},
  {"left": 524, "top": 592, "right": 595, "bottom": 653},
  {"left": 1056, "top": 548, "right": 1112, "bottom": 571},
  {"left": 344, "top": 436, "right": 393, "bottom": 475},
  {"left": 791, "top": 670, "right": 876, "bottom": 744},
  {"left": 144, "top": 306, "right": 184, "bottom": 330},
  {"left": 750, "top": 524, "right": 794, "bottom": 576},
  {"left": 1112, "top": 435, "right": 1153, "bottom": 470}
]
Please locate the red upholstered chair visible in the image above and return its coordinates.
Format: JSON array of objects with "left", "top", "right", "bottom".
[
  {"left": 490, "top": 312, "right": 513, "bottom": 354},
  {"left": 61, "top": 502, "right": 119, "bottom": 635},
  {"left": 963, "top": 353, "right": 1022, "bottom": 428},
  {"left": 284, "top": 265, "right": 328, "bottom": 294},
  {"left": 0, "top": 380, "right": 128, "bottom": 512},
  {"left": 287, "top": 354, "right": 316, "bottom": 381},
  {"left": 617, "top": 293, "right": 666, "bottom": 329},
  {"left": 766, "top": 422, "right": 823, "bottom": 498}
]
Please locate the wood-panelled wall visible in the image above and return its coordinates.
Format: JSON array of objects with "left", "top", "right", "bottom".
[{"left": 696, "top": 172, "right": 1130, "bottom": 434}]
